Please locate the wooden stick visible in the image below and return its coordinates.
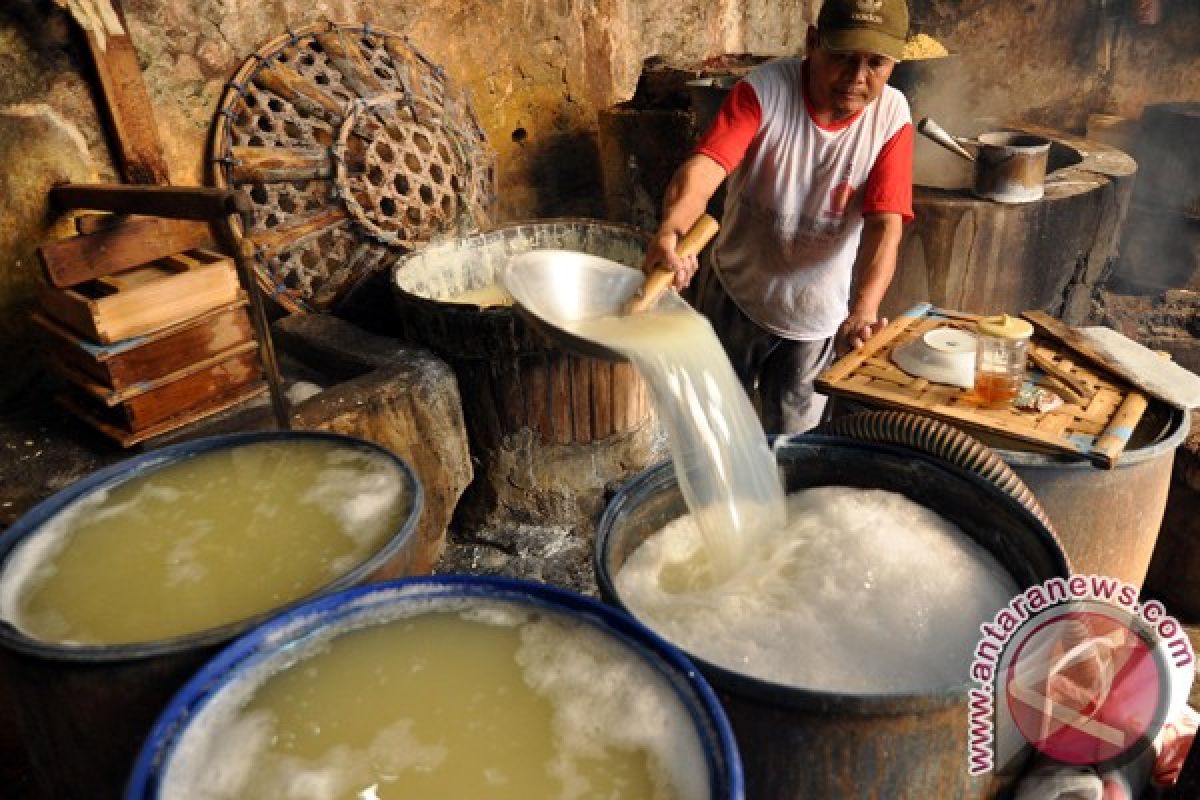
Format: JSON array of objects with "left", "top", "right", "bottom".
[
  {"left": 50, "top": 184, "right": 254, "bottom": 228},
  {"left": 624, "top": 214, "right": 719, "bottom": 314},
  {"left": 1091, "top": 390, "right": 1149, "bottom": 469},
  {"left": 75, "top": 0, "right": 170, "bottom": 185},
  {"left": 1029, "top": 347, "right": 1096, "bottom": 401},
  {"left": 1022, "top": 310, "right": 1122, "bottom": 382}
]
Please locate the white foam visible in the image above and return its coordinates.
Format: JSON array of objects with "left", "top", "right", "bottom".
[
  {"left": 515, "top": 614, "right": 710, "bottom": 800},
  {"left": 0, "top": 488, "right": 109, "bottom": 630},
  {"left": 302, "top": 452, "right": 406, "bottom": 546},
  {"left": 616, "top": 486, "right": 1019, "bottom": 693}
]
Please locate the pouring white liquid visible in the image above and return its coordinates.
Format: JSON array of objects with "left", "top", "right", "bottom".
[{"left": 567, "top": 305, "right": 786, "bottom": 581}]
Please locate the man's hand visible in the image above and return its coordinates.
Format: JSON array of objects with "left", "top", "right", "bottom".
[
  {"left": 836, "top": 312, "right": 888, "bottom": 356},
  {"left": 643, "top": 230, "right": 700, "bottom": 290}
]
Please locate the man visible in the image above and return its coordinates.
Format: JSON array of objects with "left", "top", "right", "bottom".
[{"left": 644, "top": 0, "right": 915, "bottom": 433}]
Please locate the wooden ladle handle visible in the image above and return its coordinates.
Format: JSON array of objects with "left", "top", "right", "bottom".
[{"left": 625, "top": 214, "right": 720, "bottom": 314}]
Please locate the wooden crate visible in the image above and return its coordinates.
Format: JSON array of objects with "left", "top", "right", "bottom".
[
  {"left": 816, "top": 304, "right": 1149, "bottom": 467},
  {"left": 32, "top": 297, "right": 254, "bottom": 392},
  {"left": 56, "top": 348, "right": 263, "bottom": 433},
  {"left": 36, "top": 248, "right": 241, "bottom": 344},
  {"left": 58, "top": 381, "right": 267, "bottom": 448}
]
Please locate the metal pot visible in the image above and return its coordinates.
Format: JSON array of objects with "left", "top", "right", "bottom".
[{"left": 918, "top": 118, "right": 1052, "bottom": 203}]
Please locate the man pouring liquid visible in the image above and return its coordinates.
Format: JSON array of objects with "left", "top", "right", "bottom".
[{"left": 645, "top": 0, "right": 915, "bottom": 433}]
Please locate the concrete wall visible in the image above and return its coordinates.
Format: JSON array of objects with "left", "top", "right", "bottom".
[{"left": 1, "top": 0, "right": 1198, "bottom": 402}]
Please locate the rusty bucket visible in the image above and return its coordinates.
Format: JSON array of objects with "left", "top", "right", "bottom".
[
  {"left": 972, "top": 132, "right": 1052, "bottom": 204},
  {"left": 595, "top": 426, "right": 1069, "bottom": 799}
]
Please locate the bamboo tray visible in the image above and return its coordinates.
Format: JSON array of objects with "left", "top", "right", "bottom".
[{"left": 815, "top": 304, "right": 1149, "bottom": 468}]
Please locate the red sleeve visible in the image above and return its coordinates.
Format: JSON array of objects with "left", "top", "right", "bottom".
[
  {"left": 862, "top": 123, "right": 915, "bottom": 223},
  {"left": 693, "top": 81, "right": 762, "bottom": 174}
]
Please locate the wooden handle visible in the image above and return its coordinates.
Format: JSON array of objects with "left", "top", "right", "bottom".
[{"left": 625, "top": 214, "right": 719, "bottom": 314}]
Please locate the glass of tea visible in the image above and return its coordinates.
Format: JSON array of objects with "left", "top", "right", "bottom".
[{"left": 973, "top": 314, "right": 1033, "bottom": 408}]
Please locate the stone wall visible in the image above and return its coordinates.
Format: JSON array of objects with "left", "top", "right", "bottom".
[{"left": 2, "top": 0, "right": 1199, "bottom": 403}]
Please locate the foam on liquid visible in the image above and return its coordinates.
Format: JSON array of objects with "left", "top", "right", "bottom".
[
  {"left": 161, "top": 601, "right": 709, "bottom": 800},
  {"left": 567, "top": 306, "right": 785, "bottom": 579},
  {"left": 443, "top": 282, "right": 515, "bottom": 307},
  {"left": 0, "top": 440, "right": 410, "bottom": 646},
  {"left": 616, "top": 486, "right": 1019, "bottom": 693}
]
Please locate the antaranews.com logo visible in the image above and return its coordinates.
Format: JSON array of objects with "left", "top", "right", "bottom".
[{"left": 967, "top": 574, "right": 1194, "bottom": 776}]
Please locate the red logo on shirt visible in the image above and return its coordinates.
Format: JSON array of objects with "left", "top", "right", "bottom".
[{"left": 827, "top": 180, "right": 855, "bottom": 217}]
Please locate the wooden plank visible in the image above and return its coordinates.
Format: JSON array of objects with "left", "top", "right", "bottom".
[
  {"left": 1022, "top": 311, "right": 1127, "bottom": 380},
  {"left": 570, "top": 357, "right": 592, "bottom": 444},
  {"left": 611, "top": 361, "right": 637, "bottom": 432},
  {"left": 550, "top": 353, "right": 573, "bottom": 445},
  {"left": 46, "top": 339, "right": 260, "bottom": 406},
  {"left": 31, "top": 299, "right": 252, "bottom": 390},
  {"left": 253, "top": 63, "right": 344, "bottom": 121},
  {"left": 38, "top": 217, "right": 213, "bottom": 288},
  {"left": 77, "top": 0, "right": 170, "bottom": 185},
  {"left": 111, "top": 350, "right": 262, "bottom": 430},
  {"left": 383, "top": 37, "right": 429, "bottom": 105},
  {"left": 247, "top": 208, "right": 349, "bottom": 255},
  {"left": 58, "top": 382, "right": 267, "bottom": 448},
  {"left": 592, "top": 360, "right": 612, "bottom": 440},
  {"left": 524, "top": 353, "right": 551, "bottom": 444},
  {"left": 228, "top": 146, "right": 331, "bottom": 184},
  {"left": 316, "top": 28, "right": 385, "bottom": 98},
  {"left": 75, "top": 213, "right": 129, "bottom": 236},
  {"left": 49, "top": 184, "right": 252, "bottom": 222},
  {"left": 1028, "top": 347, "right": 1094, "bottom": 403},
  {"left": 37, "top": 257, "right": 241, "bottom": 344}
]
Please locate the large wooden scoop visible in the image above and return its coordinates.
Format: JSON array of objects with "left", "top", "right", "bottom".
[{"left": 624, "top": 214, "right": 720, "bottom": 314}]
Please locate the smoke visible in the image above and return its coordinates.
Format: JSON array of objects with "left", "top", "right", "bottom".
[{"left": 1110, "top": 103, "right": 1200, "bottom": 295}]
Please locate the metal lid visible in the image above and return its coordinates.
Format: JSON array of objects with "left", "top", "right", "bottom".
[
  {"left": 977, "top": 313, "right": 1033, "bottom": 339},
  {"left": 210, "top": 20, "right": 496, "bottom": 314}
]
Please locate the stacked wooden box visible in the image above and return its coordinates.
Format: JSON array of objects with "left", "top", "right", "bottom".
[{"left": 34, "top": 217, "right": 267, "bottom": 447}]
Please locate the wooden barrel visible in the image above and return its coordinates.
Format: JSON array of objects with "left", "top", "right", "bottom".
[{"left": 391, "top": 219, "right": 653, "bottom": 449}]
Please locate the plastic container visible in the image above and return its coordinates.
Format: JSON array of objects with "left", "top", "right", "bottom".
[
  {"left": 127, "top": 576, "right": 744, "bottom": 800},
  {"left": 974, "top": 314, "right": 1034, "bottom": 407}
]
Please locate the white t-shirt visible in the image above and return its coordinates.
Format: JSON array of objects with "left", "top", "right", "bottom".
[{"left": 695, "top": 58, "right": 913, "bottom": 340}]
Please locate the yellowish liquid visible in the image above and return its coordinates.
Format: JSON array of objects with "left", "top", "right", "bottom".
[
  {"left": 568, "top": 306, "right": 785, "bottom": 582},
  {"left": 443, "top": 283, "right": 515, "bottom": 307},
  {"left": 162, "top": 607, "right": 705, "bottom": 799},
  {"left": 1, "top": 440, "right": 411, "bottom": 645}
]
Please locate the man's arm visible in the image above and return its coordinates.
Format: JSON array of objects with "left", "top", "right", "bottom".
[
  {"left": 645, "top": 155, "right": 727, "bottom": 288},
  {"left": 836, "top": 211, "right": 904, "bottom": 354}
]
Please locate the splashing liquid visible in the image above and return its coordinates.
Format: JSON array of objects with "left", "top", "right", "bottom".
[{"left": 568, "top": 306, "right": 786, "bottom": 582}]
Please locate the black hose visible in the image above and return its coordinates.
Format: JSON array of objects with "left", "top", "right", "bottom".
[{"left": 812, "top": 410, "right": 1059, "bottom": 536}]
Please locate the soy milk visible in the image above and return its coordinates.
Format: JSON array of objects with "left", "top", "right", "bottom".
[
  {"left": 568, "top": 307, "right": 785, "bottom": 580},
  {"left": 444, "top": 282, "right": 514, "bottom": 307},
  {"left": 616, "top": 486, "right": 1019, "bottom": 693},
  {"left": 0, "top": 440, "right": 411, "bottom": 646},
  {"left": 160, "top": 602, "right": 709, "bottom": 799}
]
